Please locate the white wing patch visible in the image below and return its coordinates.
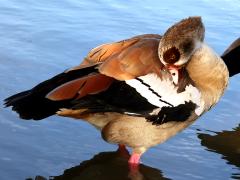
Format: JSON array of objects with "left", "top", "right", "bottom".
[{"left": 125, "top": 73, "right": 204, "bottom": 116}]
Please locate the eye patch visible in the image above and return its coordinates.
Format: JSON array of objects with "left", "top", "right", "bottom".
[{"left": 163, "top": 47, "right": 180, "bottom": 64}]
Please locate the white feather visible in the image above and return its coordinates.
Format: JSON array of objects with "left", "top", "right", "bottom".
[{"left": 125, "top": 73, "right": 204, "bottom": 116}]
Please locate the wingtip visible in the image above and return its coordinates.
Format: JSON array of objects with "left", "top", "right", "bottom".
[
  {"left": 222, "top": 37, "right": 240, "bottom": 57},
  {"left": 3, "top": 97, "right": 14, "bottom": 108},
  {"left": 221, "top": 37, "right": 240, "bottom": 77}
]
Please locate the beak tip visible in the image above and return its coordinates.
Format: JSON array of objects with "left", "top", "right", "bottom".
[{"left": 168, "top": 68, "right": 179, "bottom": 85}]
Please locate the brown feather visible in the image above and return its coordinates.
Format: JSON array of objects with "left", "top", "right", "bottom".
[
  {"left": 85, "top": 34, "right": 161, "bottom": 64},
  {"left": 46, "top": 74, "right": 113, "bottom": 101},
  {"left": 68, "top": 34, "right": 163, "bottom": 80},
  {"left": 98, "top": 37, "right": 164, "bottom": 80},
  {"left": 50, "top": 34, "right": 164, "bottom": 106}
]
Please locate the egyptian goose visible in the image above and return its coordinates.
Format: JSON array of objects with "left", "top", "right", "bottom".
[{"left": 4, "top": 17, "right": 233, "bottom": 165}]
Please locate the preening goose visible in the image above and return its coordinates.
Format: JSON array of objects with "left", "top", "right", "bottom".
[{"left": 4, "top": 17, "right": 237, "bottom": 165}]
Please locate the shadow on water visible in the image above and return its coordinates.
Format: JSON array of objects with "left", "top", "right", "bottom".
[
  {"left": 29, "top": 150, "right": 170, "bottom": 180},
  {"left": 198, "top": 124, "right": 240, "bottom": 179}
]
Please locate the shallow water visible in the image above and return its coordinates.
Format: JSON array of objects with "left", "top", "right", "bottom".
[{"left": 0, "top": 0, "right": 240, "bottom": 179}]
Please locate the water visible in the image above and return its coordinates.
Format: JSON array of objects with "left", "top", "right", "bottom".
[{"left": 0, "top": 0, "right": 240, "bottom": 179}]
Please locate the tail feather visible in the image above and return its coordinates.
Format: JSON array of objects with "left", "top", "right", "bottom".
[
  {"left": 4, "top": 90, "right": 69, "bottom": 120},
  {"left": 4, "top": 65, "right": 98, "bottom": 120}
]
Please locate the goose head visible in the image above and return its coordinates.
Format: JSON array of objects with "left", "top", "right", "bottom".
[{"left": 158, "top": 16, "right": 205, "bottom": 84}]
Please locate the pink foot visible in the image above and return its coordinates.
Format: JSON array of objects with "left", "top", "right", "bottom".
[{"left": 128, "top": 153, "right": 141, "bottom": 165}]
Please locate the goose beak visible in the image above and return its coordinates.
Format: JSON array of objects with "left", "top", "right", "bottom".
[{"left": 167, "top": 65, "right": 181, "bottom": 85}]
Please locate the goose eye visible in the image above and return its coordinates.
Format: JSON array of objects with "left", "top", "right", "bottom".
[{"left": 163, "top": 47, "right": 180, "bottom": 64}]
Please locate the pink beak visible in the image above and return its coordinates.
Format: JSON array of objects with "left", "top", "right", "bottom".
[{"left": 167, "top": 65, "right": 180, "bottom": 85}]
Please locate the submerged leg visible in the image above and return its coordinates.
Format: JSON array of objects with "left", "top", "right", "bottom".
[{"left": 128, "top": 151, "right": 144, "bottom": 173}]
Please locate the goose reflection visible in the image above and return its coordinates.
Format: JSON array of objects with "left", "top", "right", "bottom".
[
  {"left": 198, "top": 124, "right": 240, "bottom": 179},
  {"left": 47, "top": 149, "right": 170, "bottom": 180}
]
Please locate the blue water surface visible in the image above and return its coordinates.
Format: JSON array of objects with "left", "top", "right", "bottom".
[{"left": 0, "top": 0, "right": 240, "bottom": 179}]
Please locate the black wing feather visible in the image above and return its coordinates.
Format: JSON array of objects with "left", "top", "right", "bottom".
[
  {"left": 71, "top": 81, "right": 197, "bottom": 125},
  {"left": 4, "top": 65, "right": 98, "bottom": 120},
  {"left": 5, "top": 64, "right": 197, "bottom": 124}
]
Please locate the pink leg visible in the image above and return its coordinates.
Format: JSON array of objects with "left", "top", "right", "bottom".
[{"left": 128, "top": 153, "right": 141, "bottom": 165}]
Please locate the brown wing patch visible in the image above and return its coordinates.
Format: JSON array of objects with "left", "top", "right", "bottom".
[
  {"left": 69, "top": 34, "right": 162, "bottom": 76},
  {"left": 85, "top": 34, "right": 161, "bottom": 65},
  {"left": 86, "top": 38, "right": 139, "bottom": 63},
  {"left": 99, "top": 38, "right": 164, "bottom": 80},
  {"left": 57, "top": 108, "right": 88, "bottom": 119},
  {"left": 72, "top": 38, "right": 140, "bottom": 70},
  {"left": 46, "top": 73, "right": 113, "bottom": 101},
  {"left": 65, "top": 34, "right": 163, "bottom": 82}
]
